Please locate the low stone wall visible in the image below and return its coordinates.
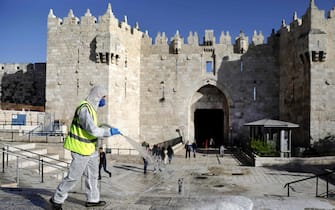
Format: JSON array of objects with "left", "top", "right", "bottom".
[{"left": 255, "top": 155, "right": 335, "bottom": 167}]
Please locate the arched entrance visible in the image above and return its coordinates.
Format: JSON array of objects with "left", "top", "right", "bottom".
[
  {"left": 194, "top": 109, "right": 224, "bottom": 148},
  {"left": 189, "top": 84, "right": 230, "bottom": 148}
]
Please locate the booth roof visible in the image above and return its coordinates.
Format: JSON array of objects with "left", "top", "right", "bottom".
[{"left": 244, "top": 118, "right": 299, "bottom": 128}]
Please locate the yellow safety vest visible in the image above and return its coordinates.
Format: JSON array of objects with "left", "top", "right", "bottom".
[{"left": 64, "top": 101, "right": 98, "bottom": 155}]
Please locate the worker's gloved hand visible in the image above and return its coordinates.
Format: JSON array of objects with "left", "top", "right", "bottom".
[{"left": 110, "top": 127, "right": 122, "bottom": 136}]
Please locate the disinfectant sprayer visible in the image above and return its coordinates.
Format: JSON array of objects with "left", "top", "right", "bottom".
[{"left": 99, "top": 124, "right": 154, "bottom": 163}]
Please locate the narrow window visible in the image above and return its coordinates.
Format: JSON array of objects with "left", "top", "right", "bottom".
[
  {"left": 319, "top": 51, "right": 326, "bottom": 62},
  {"left": 253, "top": 80, "right": 257, "bottom": 101},
  {"left": 253, "top": 87, "right": 257, "bottom": 101},
  {"left": 311, "top": 51, "right": 318, "bottom": 62},
  {"left": 206, "top": 61, "right": 213, "bottom": 73},
  {"left": 240, "top": 60, "right": 244, "bottom": 72}
]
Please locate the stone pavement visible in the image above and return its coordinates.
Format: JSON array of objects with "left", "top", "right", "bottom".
[{"left": 0, "top": 149, "right": 335, "bottom": 210}]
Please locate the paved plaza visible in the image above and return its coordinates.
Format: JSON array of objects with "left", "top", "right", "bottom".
[{"left": 0, "top": 148, "right": 335, "bottom": 210}]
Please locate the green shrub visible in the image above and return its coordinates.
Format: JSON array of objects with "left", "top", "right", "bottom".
[{"left": 250, "top": 138, "right": 278, "bottom": 157}]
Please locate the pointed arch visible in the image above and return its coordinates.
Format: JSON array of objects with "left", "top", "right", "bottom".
[{"left": 186, "top": 78, "right": 233, "bottom": 146}]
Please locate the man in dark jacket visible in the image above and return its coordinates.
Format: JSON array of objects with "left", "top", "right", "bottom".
[{"left": 99, "top": 147, "right": 112, "bottom": 179}]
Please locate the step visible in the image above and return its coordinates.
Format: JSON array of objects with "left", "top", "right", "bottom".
[
  {"left": 0, "top": 142, "right": 67, "bottom": 188},
  {"left": 0, "top": 169, "right": 19, "bottom": 188},
  {"left": 0, "top": 182, "right": 18, "bottom": 188}
]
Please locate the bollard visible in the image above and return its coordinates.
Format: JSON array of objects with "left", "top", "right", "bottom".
[
  {"left": 16, "top": 156, "right": 19, "bottom": 186},
  {"left": 41, "top": 159, "right": 44, "bottom": 183},
  {"left": 2, "top": 147, "right": 4, "bottom": 173},
  {"left": 178, "top": 178, "right": 183, "bottom": 194},
  {"left": 6, "top": 145, "right": 9, "bottom": 167}
]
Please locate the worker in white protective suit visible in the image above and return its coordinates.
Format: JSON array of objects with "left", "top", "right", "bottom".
[{"left": 50, "top": 85, "right": 122, "bottom": 210}]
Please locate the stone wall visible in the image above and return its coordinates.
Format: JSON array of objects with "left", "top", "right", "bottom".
[
  {"left": 0, "top": 63, "right": 45, "bottom": 107},
  {"left": 140, "top": 30, "right": 279, "bottom": 145}
]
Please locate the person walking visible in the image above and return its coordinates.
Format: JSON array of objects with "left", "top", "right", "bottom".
[
  {"left": 192, "top": 142, "right": 197, "bottom": 158},
  {"left": 185, "top": 141, "right": 191, "bottom": 159},
  {"left": 220, "top": 144, "right": 225, "bottom": 157},
  {"left": 152, "top": 144, "right": 162, "bottom": 173},
  {"left": 98, "top": 147, "right": 112, "bottom": 179},
  {"left": 141, "top": 141, "right": 150, "bottom": 174},
  {"left": 167, "top": 145, "right": 174, "bottom": 164},
  {"left": 49, "top": 85, "right": 122, "bottom": 210},
  {"left": 160, "top": 146, "right": 166, "bottom": 164}
]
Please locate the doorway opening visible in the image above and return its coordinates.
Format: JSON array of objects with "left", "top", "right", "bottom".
[{"left": 194, "top": 109, "right": 224, "bottom": 148}]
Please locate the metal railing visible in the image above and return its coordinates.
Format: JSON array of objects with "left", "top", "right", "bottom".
[
  {"left": 0, "top": 130, "right": 64, "bottom": 143},
  {"left": 284, "top": 168, "right": 335, "bottom": 198},
  {"left": 1, "top": 144, "right": 69, "bottom": 185},
  {"left": 108, "top": 148, "right": 137, "bottom": 155},
  {"left": 0, "top": 142, "right": 69, "bottom": 169}
]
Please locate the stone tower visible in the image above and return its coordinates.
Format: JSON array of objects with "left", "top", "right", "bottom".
[
  {"left": 46, "top": 4, "right": 143, "bottom": 147},
  {"left": 274, "top": 0, "right": 335, "bottom": 150}
]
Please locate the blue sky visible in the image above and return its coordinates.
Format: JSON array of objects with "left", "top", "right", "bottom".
[{"left": 0, "top": 0, "right": 334, "bottom": 63}]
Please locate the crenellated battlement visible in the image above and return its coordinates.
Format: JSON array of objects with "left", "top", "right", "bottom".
[
  {"left": 48, "top": 3, "right": 266, "bottom": 55},
  {"left": 151, "top": 28, "right": 264, "bottom": 56},
  {"left": 271, "top": 0, "right": 335, "bottom": 64},
  {"left": 152, "top": 29, "right": 263, "bottom": 47},
  {"left": 48, "top": 3, "right": 142, "bottom": 36},
  {"left": 276, "top": 0, "right": 335, "bottom": 36}
]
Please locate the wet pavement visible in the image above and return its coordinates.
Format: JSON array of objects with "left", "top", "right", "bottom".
[{"left": 1, "top": 148, "right": 335, "bottom": 210}]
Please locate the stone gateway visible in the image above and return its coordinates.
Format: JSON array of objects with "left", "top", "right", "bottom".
[{"left": 1, "top": 0, "right": 334, "bottom": 153}]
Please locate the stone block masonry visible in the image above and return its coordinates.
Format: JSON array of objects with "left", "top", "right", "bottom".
[{"left": 2, "top": 1, "right": 335, "bottom": 154}]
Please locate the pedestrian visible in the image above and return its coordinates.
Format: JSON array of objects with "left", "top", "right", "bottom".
[
  {"left": 141, "top": 141, "right": 150, "bottom": 174},
  {"left": 152, "top": 144, "right": 162, "bottom": 173},
  {"left": 220, "top": 145, "right": 225, "bottom": 157},
  {"left": 185, "top": 141, "right": 191, "bottom": 159},
  {"left": 49, "top": 85, "right": 122, "bottom": 210},
  {"left": 98, "top": 147, "right": 112, "bottom": 179},
  {"left": 192, "top": 142, "right": 197, "bottom": 158},
  {"left": 167, "top": 145, "right": 174, "bottom": 164},
  {"left": 209, "top": 138, "right": 215, "bottom": 148},
  {"left": 161, "top": 146, "right": 166, "bottom": 164}
]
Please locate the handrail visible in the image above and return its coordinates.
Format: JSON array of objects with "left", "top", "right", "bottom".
[
  {"left": 109, "top": 147, "right": 137, "bottom": 155},
  {"left": 2, "top": 149, "right": 67, "bottom": 171},
  {"left": 2, "top": 148, "right": 68, "bottom": 171},
  {"left": 0, "top": 129, "right": 64, "bottom": 143},
  {"left": 0, "top": 142, "right": 69, "bottom": 168},
  {"left": 27, "top": 124, "right": 43, "bottom": 134},
  {"left": 2, "top": 148, "right": 67, "bottom": 185},
  {"left": 284, "top": 168, "right": 335, "bottom": 197}
]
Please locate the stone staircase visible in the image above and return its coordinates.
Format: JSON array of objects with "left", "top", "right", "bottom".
[{"left": 0, "top": 142, "right": 69, "bottom": 188}]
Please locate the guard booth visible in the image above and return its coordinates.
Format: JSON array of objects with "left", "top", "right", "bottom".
[{"left": 244, "top": 119, "right": 299, "bottom": 157}]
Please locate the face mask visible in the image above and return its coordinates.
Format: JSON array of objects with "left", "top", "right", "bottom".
[{"left": 98, "top": 98, "right": 106, "bottom": 107}]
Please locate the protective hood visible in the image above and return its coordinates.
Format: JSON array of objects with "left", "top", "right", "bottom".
[{"left": 85, "top": 85, "right": 107, "bottom": 110}]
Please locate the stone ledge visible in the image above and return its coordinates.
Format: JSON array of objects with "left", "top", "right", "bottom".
[{"left": 255, "top": 155, "right": 335, "bottom": 167}]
